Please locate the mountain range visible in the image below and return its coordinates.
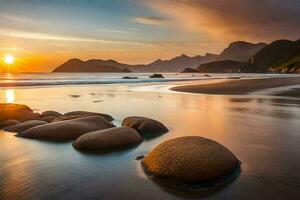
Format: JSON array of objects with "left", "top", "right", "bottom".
[
  {"left": 53, "top": 39, "right": 300, "bottom": 73},
  {"left": 53, "top": 53, "right": 218, "bottom": 73}
]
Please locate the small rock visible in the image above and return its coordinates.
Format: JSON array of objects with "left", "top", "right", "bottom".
[
  {"left": 135, "top": 155, "right": 145, "bottom": 160},
  {"left": 122, "top": 76, "right": 138, "bottom": 79},
  {"left": 149, "top": 74, "right": 164, "bottom": 78}
]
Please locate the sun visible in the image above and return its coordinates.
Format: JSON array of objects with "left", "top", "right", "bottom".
[{"left": 4, "top": 55, "right": 15, "bottom": 65}]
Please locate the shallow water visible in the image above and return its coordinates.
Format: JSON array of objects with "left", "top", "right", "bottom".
[{"left": 0, "top": 81, "right": 300, "bottom": 199}]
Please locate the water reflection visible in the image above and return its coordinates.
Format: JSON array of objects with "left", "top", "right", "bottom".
[{"left": 5, "top": 89, "right": 15, "bottom": 103}]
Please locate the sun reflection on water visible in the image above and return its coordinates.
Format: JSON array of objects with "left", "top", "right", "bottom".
[{"left": 5, "top": 89, "right": 15, "bottom": 103}]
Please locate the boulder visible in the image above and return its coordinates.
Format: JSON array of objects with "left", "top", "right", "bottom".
[
  {"left": 41, "top": 116, "right": 57, "bottom": 123},
  {"left": 73, "top": 127, "right": 143, "bottom": 151},
  {"left": 64, "top": 111, "right": 114, "bottom": 121},
  {"left": 1, "top": 119, "right": 20, "bottom": 128},
  {"left": 52, "top": 115, "right": 88, "bottom": 122},
  {"left": 149, "top": 74, "right": 164, "bottom": 78},
  {"left": 41, "top": 110, "right": 62, "bottom": 118},
  {"left": 17, "top": 116, "right": 115, "bottom": 141},
  {"left": 181, "top": 68, "right": 199, "bottom": 73},
  {"left": 4, "top": 120, "right": 48, "bottom": 133},
  {"left": 0, "top": 103, "right": 40, "bottom": 123},
  {"left": 142, "top": 136, "right": 240, "bottom": 186},
  {"left": 122, "top": 117, "right": 168, "bottom": 138}
]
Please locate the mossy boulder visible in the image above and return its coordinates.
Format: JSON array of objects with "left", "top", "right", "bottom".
[
  {"left": 142, "top": 136, "right": 240, "bottom": 187},
  {"left": 73, "top": 127, "right": 143, "bottom": 151}
]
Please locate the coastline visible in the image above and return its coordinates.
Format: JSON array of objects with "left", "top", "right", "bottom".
[{"left": 170, "top": 77, "right": 300, "bottom": 95}]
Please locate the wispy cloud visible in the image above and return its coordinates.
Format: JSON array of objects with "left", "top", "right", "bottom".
[
  {"left": 132, "top": 16, "right": 168, "bottom": 26},
  {"left": 0, "top": 28, "right": 181, "bottom": 47},
  {"left": 96, "top": 28, "right": 134, "bottom": 34}
]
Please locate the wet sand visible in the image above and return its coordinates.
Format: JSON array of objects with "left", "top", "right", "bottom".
[
  {"left": 171, "top": 77, "right": 300, "bottom": 95},
  {"left": 1, "top": 81, "right": 300, "bottom": 200}
]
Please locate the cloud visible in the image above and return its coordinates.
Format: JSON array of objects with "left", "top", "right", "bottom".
[
  {"left": 141, "top": 0, "right": 300, "bottom": 42},
  {"left": 132, "top": 16, "right": 168, "bottom": 26},
  {"left": 0, "top": 28, "right": 183, "bottom": 47}
]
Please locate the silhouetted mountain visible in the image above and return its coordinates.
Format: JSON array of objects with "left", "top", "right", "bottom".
[
  {"left": 53, "top": 58, "right": 132, "bottom": 73},
  {"left": 251, "top": 39, "right": 300, "bottom": 72},
  {"left": 129, "top": 53, "right": 218, "bottom": 72},
  {"left": 53, "top": 53, "right": 218, "bottom": 73},
  {"left": 216, "top": 41, "right": 266, "bottom": 62},
  {"left": 196, "top": 60, "right": 256, "bottom": 73}
]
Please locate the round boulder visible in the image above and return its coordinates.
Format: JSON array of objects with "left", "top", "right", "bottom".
[
  {"left": 142, "top": 136, "right": 240, "bottom": 186},
  {"left": 73, "top": 127, "right": 143, "bottom": 151},
  {"left": 64, "top": 111, "right": 114, "bottom": 121},
  {"left": 122, "top": 116, "right": 168, "bottom": 138},
  {"left": 41, "top": 110, "right": 62, "bottom": 118},
  {"left": 0, "top": 103, "right": 40, "bottom": 123},
  {"left": 17, "top": 116, "right": 115, "bottom": 141},
  {"left": 4, "top": 120, "right": 48, "bottom": 133},
  {"left": 1, "top": 119, "right": 20, "bottom": 128}
]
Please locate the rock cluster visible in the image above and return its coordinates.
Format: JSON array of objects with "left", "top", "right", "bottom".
[{"left": 1, "top": 103, "right": 168, "bottom": 150}]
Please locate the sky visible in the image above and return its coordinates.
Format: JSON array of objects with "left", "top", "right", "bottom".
[{"left": 0, "top": 0, "right": 299, "bottom": 72}]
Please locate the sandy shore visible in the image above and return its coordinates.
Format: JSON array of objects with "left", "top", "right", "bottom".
[
  {"left": 1, "top": 82, "right": 300, "bottom": 199},
  {"left": 171, "top": 77, "right": 300, "bottom": 95}
]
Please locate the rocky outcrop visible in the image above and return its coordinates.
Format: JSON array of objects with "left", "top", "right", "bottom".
[{"left": 73, "top": 127, "right": 142, "bottom": 151}]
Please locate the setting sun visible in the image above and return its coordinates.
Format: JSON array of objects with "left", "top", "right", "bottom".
[{"left": 4, "top": 55, "right": 15, "bottom": 65}]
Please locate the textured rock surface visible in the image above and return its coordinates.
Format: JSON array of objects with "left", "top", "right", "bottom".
[
  {"left": 18, "top": 116, "right": 115, "bottom": 141},
  {"left": 142, "top": 136, "right": 240, "bottom": 185},
  {"left": 73, "top": 127, "right": 142, "bottom": 151}
]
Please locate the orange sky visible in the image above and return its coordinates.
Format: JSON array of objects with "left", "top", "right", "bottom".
[{"left": 0, "top": 0, "right": 299, "bottom": 72}]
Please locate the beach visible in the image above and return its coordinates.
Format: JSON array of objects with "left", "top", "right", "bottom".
[
  {"left": 1, "top": 75, "right": 300, "bottom": 199},
  {"left": 171, "top": 77, "right": 300, "bottom": 95}
]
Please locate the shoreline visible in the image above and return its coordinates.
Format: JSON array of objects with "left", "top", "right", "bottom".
[{"left": 170, "top": 77, "right": 300, "bottom": 95}]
